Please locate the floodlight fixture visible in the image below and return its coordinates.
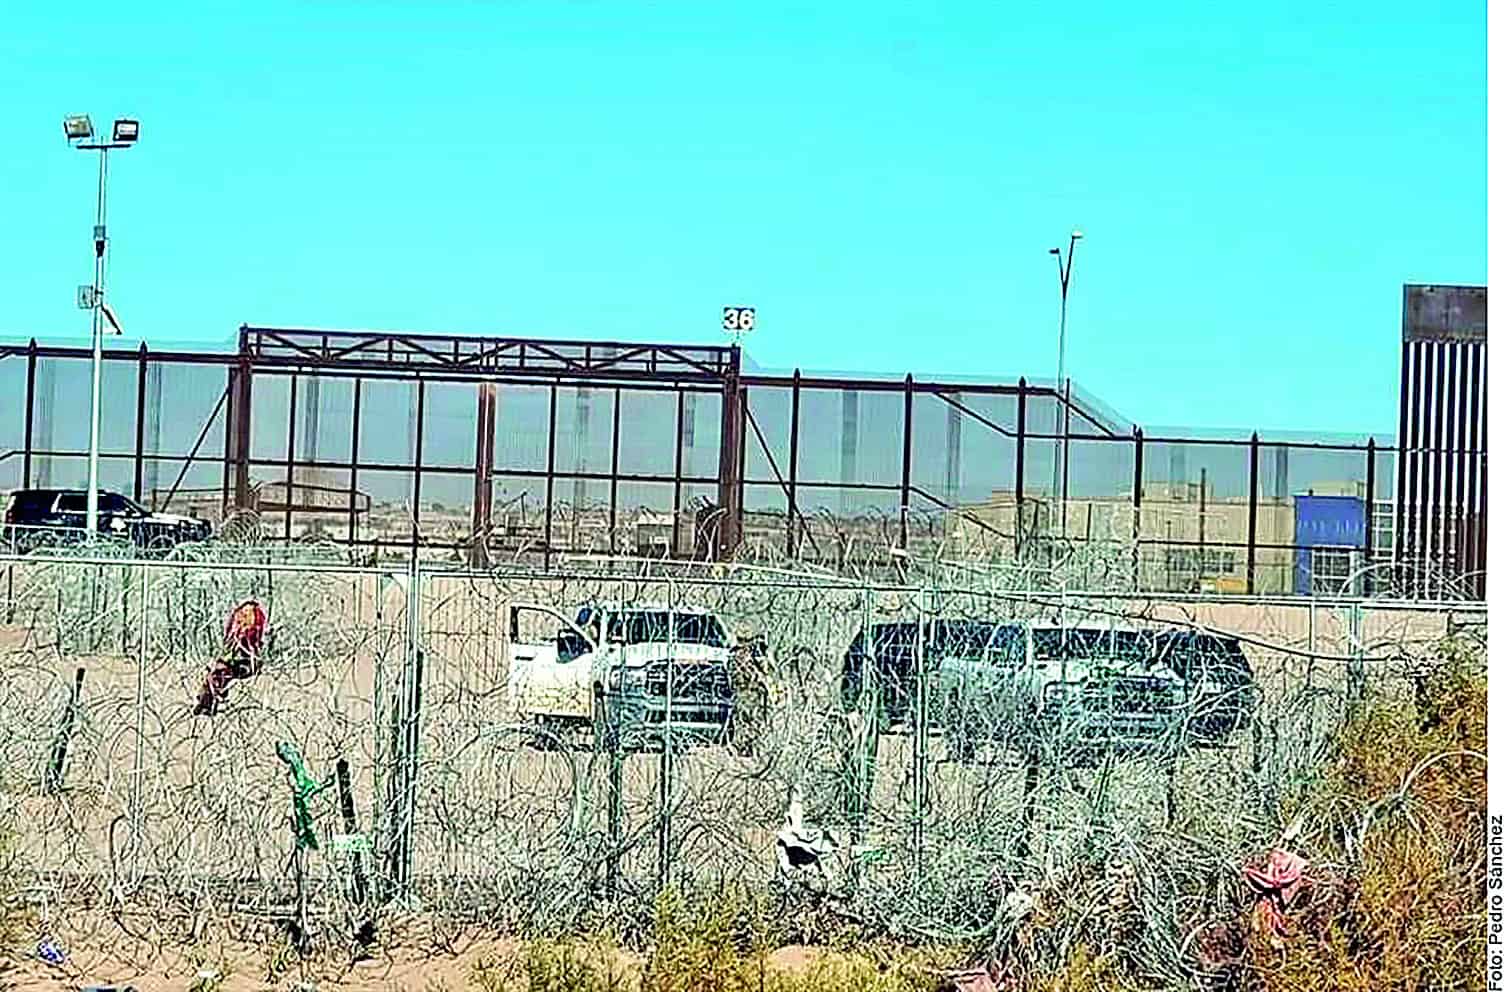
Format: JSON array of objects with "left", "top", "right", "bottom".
[
  {"left": 63, "top": 114, "right": 94, "bottom": 141},
  {"left": 1071, "top": 229, "right": 1083, "bottom": 240},
  {"left": 112, "top": 118, "right": 140, "bottom": 143},
  {"left": 1048, "top": 247, "right": 1061, "bottom": 255}
]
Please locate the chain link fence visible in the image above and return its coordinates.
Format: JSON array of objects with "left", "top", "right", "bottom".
[{"left": 0, "top": 546, "right": 1482, "bottom": 978}]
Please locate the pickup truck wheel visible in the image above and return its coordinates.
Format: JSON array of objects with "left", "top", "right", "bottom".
[{"left": 592, "top": 689, "right": 619, "bottom": 753}]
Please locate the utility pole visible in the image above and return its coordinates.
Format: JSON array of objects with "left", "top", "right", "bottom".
[
  {"left": 65, "top": 114, "right": 140, "bottom": 537},
  {"left": 1048, "top": 230, "right": 1083, "bottom": 536}
]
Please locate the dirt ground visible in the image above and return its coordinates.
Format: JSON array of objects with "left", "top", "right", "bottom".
[{"left": 4, "top": 933, "right": 846, "bottom": 992}]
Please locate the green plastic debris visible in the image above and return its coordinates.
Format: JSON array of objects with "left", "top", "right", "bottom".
[
  {"left": 275, "top": 742, "right": 331, "bottom": 851},
  {"left": 329, "top": 832, "right": 372, "bottom": 853}
]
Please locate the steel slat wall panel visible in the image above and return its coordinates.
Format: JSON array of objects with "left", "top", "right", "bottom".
[
  {"left": 1474, "top": 342, "right": 1488, "bottom": 596},
  {"left": 1392, "top": 339, "right": 1411, "bottom": 579},
  {"left": 1426, "top": 341, "right": 1438, "bottom": 576},
  {"left": 1397, "top": 284, "right": 1488, "bottom": 600},
  {"left": 1403, "top": 340, "right": 1425, "bottom": 582},
  {"left": 1444, "top": 341, "right": 1456, "bottom": 573}
]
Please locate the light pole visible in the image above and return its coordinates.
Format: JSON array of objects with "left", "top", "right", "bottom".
[
  {"left": 1048, "top": 230, "right": 1082, "bottom": 536},
  {"left": 64, "top": 114, "right": 139, "bottom": 539}
]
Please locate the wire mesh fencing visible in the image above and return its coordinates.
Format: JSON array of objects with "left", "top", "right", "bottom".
[{"left": 0, "top": 547, "right": 1483, "bottom": 981}]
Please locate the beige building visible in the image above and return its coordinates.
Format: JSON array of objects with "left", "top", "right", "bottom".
[{"left": 943, "top": 480, "right": 1378, "bottom": 595}]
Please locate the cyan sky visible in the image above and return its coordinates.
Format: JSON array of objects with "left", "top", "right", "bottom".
[{"left": 0, "top": 1, "right": 1485, "bottom": 438}]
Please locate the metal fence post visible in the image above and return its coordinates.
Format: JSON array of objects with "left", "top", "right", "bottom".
[
  {"left": 786, "top": 371, "right": 801, "bottom": 559},
  {"left": 606, "top": 578, "right": 627, "bottom": 894},
  {"left": 610, "top": 389, "right": 621, "bottom": 554},
  {"left": 129, "top": 562, "right": 148, "bottom": 885},
  {"left": 900, "top": 375, "right": 914, "bottom": 552},
  {"left": 23, "top": 339, "right": 37, "bottom": 488},
  {"left": 1363, "top": 438, "right": 1376, "bottom": 597},
  {"left": 657, "top": 579, "right": 674, "bottom": 891},
  {"left": 1346, "top": 602, "right": 1365, "bottom": 721},
  {"left": 284, "top": 375, "right": 298, "bottom": 542},
  {"left": 716, "top": 347, "right": 745, "bottom": 559},
  {"left": 401, "top": 565, "right": 425, "bottom": 899},
  {"left": 910, "top": 583, "right": 928, "bottom": 879},
  {"left": 1246, "top": 433, "right": 1260, "bottom": 594},
  {"left": 349, "top": 380, "right": 363, "bottom": 546},
  {"left": 1131, "top": 427, "right": 1144, "bottom": 591},
  {"left": 232, "top": 352, "right": 253, "bottom": 512},
  {"left": 381, "top": 562, "right": 424, "bottom": 902},
  {"left": 850, "top": 586, "right": 877, "bottom": 838},
  {"left": 119, "top": 563, "right": 129, "bottom": 655},
  {"left": 673, "top": 390, "right": 686, "bottom": 556},
  {"left": 411, "top": 381, "right": 426, "bottom": 557},
  {"left": 1303, "top": 600, "right": 1318, "bottom": 761},
  {"left": 1015, "top": 379, "right": 1027, "bottom": 554},
  {"left": 471, "top": 382, "right": 500, "bottom": 556},
  {"left": 133, "top": 342, "right": 148, "bottom": 503},
  {"left": 545, "top": 385, "right": 558, "bottom": 570}
]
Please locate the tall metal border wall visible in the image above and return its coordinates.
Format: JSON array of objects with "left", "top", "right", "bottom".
[{"left": 0, "top": 318, "right": 1482, "bottom": 600}]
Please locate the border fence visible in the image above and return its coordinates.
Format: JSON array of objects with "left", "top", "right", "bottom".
[
  {"left": 0, "top": 549, "right": 1485, "bottom": 970},
  {"left": 0, "top": 325, "right": 1486, "bottom": 599}
]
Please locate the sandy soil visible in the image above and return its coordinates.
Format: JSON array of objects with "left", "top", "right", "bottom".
[{"left": 4, "top": 933, "right": 858, "bottom": 992}]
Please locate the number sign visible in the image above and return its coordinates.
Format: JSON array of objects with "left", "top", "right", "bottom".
[{"left": 722, "top": 307, "right": 756, "bottom": 334}]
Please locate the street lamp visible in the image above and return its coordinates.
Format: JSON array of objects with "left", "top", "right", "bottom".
[
  {"left": 1048, "top": 230, "right": 1082, "bottom": 536},
  {"left": 65, "top": 114, "right": 139, "bottom": 539}
]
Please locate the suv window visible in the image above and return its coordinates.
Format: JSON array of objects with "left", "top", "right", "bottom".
[
  {"left": 48, "top": 491, "right": 143, "bottom": 517},
  {"left": 1159, "top": 632, "right": 1249, "bottom": 679},
  {"left": 929, "top": 620, "right": 999, "bottom": 658},
  {"left": 989, "top": 624, "right": 1027, "bottom": 666},
  {"left": 853, "top": 623, "right": 920, "bottom": 662},
  {"left": 608, "top": 610, "right": 727, "bottom": 648},
  {"left": 5, "top": 491, "right": 59, "bottom": 519},
  {"left": 1032, "top": 627, "right": 1148, "bottom": 661},
  {"left": 99, "top": 493, "right": 144, "bottom": 516}
]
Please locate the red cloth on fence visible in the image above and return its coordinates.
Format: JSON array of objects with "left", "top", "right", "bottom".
[
  {"left": 1242, "top": 848, "right": 1309, "bottom": 947},
  {"left": 193, "top": 600, "right": 268, "bottom": 716}
]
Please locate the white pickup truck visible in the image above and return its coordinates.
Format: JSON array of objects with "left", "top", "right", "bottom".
[{"left": 507, "top": 602, "right": 737, "bottom": 751}]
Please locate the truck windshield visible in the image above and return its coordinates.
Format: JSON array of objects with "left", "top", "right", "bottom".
[
  {"left": 1158, "top": 633, "right": 1247, "bottom": 678},
  {"left": 1032, "top": 628, "right": 1152, "bottom": 662},
  {"left": 859, "top": 621, "right": 1022, "bottom": 661},
  {"left": 610, "top": 611, "right": 728, "bottom": 648},
  {"left": 930, "top": 620, "right": 1001, "bottom": 657}
]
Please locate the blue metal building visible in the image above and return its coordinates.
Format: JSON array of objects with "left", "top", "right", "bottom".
[{"left": 1294, "top": 494, "right": 1367, "bottom": 595}]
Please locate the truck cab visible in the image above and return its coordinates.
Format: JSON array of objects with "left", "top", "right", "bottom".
[{"left": 508, "top": 602, "right": 736, "bottom": 751}]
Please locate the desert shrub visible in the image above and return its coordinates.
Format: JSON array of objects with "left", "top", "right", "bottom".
[
  {"left": 1252, "top": 636, "right": 1487, "bottom": 991},
  {"left": 641, "top": 887, "right": 767, "bottom": 992}
]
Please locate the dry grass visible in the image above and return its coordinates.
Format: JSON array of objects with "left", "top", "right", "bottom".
[
  {"left": 1245, "top": 636, "right": 1487, "bottom": 992},
  {"left": 439, "top": 889, "right": 952, "bottom": 992}
]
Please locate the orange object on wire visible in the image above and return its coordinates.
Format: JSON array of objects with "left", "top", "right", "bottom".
[
  {"left": 194, "top": 600, "right": 269, "bottom": 716},
  {"left": 223, "top": 599, "right": 268, "bottom": 671}
]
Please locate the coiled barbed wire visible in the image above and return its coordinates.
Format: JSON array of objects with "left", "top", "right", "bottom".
[{"left": 0, "top": 534, "right": 1485, "bottom": 987}]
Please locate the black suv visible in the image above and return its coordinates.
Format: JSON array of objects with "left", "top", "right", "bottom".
[
  {"left": 839, "top": 618, "right": 1008, "bottom": 729},
  {"left": 1152, "top": 630, "right": 1258, "bottom": 744},
  {"left": 2, "top": 488, "right": 213, "bottom": 552}
]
